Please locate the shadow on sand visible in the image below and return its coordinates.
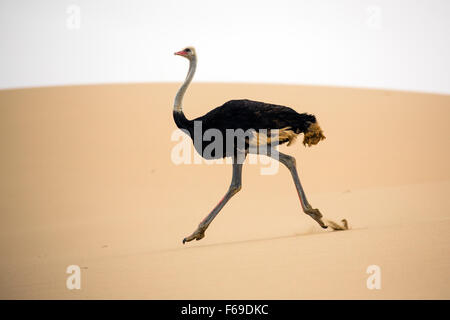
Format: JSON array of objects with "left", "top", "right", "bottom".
[{"left": 152, "top": 226, "right": 363, "bottom": 255}]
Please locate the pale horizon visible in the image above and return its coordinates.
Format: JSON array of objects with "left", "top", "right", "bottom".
[{"left": 1, "top": 0, "right": 450, "bottom": 94}]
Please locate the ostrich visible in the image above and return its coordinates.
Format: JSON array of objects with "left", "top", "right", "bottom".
[{"left": 173, "top": 46, "right": 346, "bottom": 244}]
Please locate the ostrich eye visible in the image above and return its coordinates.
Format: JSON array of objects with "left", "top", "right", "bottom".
[{"left": 185, "top": 48, "right": 191, "bottom": 53}]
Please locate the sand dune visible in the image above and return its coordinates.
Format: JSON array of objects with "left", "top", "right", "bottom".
[{"left": 0, "top": 83, "right": 449, "bottom": 299}]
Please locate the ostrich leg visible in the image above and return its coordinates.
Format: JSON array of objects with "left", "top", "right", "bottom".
[
  {"left": 183, "top": 159, "right": 244, "bottom": 244},
  {"left": 269, "top": 150, "right": 327, "bottom": 229}
]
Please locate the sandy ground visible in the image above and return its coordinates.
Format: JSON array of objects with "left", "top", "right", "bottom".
[{"left": 0, "top": 83, "right": 449, "bottom": 299}]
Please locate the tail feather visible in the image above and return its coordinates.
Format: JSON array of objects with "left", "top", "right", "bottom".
[
  {"left": 303, "top": 122, "right": 326, "bottom": 147},
  {"left": 289, "top": 113, "right": 326, "bottom": 147}
]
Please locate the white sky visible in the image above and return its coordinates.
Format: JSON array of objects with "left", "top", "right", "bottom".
[{"left": 1, "top": 0, "right": 449, "bottom": 94}]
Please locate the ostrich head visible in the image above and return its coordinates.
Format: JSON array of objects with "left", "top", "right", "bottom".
[{"left": 174, "top": 46, "right": 196, "bottom": 60}]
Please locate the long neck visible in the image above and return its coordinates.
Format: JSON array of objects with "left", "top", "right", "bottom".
[{"left": 174, "top": 57, "right": 197, "bottom": 113}]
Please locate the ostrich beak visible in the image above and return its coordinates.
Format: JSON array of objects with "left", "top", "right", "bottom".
[{"left": 174, "top": 51, "right": 187, "bottom": 56}]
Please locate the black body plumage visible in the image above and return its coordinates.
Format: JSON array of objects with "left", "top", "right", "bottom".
[{"left": 173, "top": 99, "right": 319, "bottom": 159}]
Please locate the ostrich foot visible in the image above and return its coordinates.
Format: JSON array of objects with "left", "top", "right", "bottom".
[
  {"left": 183, "top": 227, "right": 206, "bottom": 244},
  {"left": 304, "top": 207, "right": 328, "bottom": 229},
  {"left": 326, "top": 219, "right": 349, "bottom": 231}
]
